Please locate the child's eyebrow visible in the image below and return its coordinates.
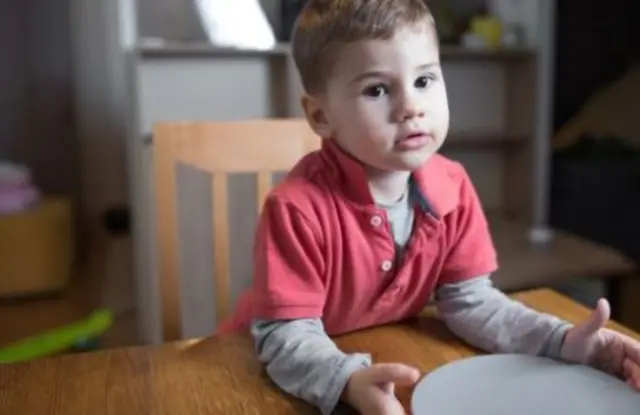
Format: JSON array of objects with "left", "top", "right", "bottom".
[
  {"left": 350, "top": 70, "right": 387, "bottom": 84},
  {"left": 350, "top": 62, "right": 439, "bottom": 84},
  {"left": 416, "top": 62, "right": 440, "bottom": 71}
]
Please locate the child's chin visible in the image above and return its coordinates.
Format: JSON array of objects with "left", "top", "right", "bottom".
[{"left": 393, "top": 151, "right": 434, "bottom": 170}]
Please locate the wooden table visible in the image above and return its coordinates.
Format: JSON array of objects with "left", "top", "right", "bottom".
[{"left": 1, "top": 289, "right": 638, "bottom": 414}]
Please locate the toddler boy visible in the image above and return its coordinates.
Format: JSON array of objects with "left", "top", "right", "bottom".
[{"left": 219, "top": 1, "right": 640, "bottom": 414}]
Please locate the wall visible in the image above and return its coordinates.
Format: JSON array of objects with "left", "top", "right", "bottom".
[
  {"left": 0, "top": 0, "right": 78, "bottom": 208},
  {"left": 134, "top": 0, "right": 541, "bottom": 46},
  {"left": 136, "top": 0, "right": 281, "bottom": 40},
  {"left": 70, "top": 0, "right": 138, "bottom": 239},
  {"left": 0, "top": 2, "right": 28, "bottom": 158}
]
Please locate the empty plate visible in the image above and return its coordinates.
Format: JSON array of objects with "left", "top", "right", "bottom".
[{"left": 412, "top": 354, "right": 640, "bottom": 415}]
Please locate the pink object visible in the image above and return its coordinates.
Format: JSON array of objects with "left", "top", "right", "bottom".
[
  {"left": 0, "top": 185, "right": 40, "bottom": 214},
  {"left": 0, "top": 162, "right": 40, "bottom": 214}
]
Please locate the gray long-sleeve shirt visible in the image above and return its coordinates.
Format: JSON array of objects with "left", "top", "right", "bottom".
[{"left": 251, "top": 275, "right": 573, "bottom": 415}]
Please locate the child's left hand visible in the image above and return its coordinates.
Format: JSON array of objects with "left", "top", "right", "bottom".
[{"left": 560, "top": 298, "right": 640, "bottom": 391}]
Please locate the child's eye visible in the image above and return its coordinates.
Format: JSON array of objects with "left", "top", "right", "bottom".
[
  {"left": 363, "top": 84, "right": 388, "bottom": 98},
  {"left": 415, "top": 75, "right": 434, "bottom": 89}
]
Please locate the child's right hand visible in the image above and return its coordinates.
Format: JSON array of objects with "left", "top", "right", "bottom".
[{"left": 343, "top": 363, "right": 421, "bottom": 415}]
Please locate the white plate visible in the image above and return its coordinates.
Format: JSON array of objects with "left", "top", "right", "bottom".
[{"left": 411, "top": 354, "right": 640, "bottom": 415}]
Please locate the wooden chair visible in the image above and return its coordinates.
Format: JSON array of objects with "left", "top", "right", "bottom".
[{"left": 152, "top": 119, "right": 321, "bottom": 341}]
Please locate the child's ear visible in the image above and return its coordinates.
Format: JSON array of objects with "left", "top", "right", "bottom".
[{"left": 301, "top": 94, "right": 332, "bottom": 138}]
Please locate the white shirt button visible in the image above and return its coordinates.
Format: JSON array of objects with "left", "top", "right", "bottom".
[
  {"left": 370, "top": 215, "right": 383, "bottom": 227},
  {"left": 380, "top": 260, "right": 393, "bottom": 272}
]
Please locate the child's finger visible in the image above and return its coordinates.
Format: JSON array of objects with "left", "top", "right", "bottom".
[
  {"left": 627, "top": 376, "right": 640, "bottom": 392},
  {"left": 378, "top": 394, "right": 407, "bottom": 415},
  {"left": 621, "top": 335, "right": 640, "bottom": 365},
  {"left": 369, "top": 386, "right": 406, "bottom": 415},
  {"left": 622, "top": 358, "right": 640, "bottom": 391},
  {"left": 381, "top": 381, "right": 395, "bottom": 394},
  {"left": 575, "top": 299, "right": 610, "bottom": 338},
  {"left": 367, "top": 363, "right": 421, "bottom": 386}
]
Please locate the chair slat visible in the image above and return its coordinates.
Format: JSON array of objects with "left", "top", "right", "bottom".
[{"left": 212, "top": 173, "right": 230, "bottom": 323}]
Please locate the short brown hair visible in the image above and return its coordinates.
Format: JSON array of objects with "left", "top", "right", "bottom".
[{"left": 291, "top": 0, "right": 435, "bottom": 94}]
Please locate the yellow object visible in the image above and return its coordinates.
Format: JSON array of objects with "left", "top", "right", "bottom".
[
  {"left": 470, "top": 16, "right": 503, "bottom": 50},
  {"left": 0, "top": 197, "right": 74, "bottom": 298}
]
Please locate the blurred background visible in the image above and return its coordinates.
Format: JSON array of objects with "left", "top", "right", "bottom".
[{"left": 0, "top": 0, "right": 638, "bottom": 353}]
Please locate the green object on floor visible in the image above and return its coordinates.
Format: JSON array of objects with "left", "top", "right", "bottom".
[{"left": 0, "top": 309, "right": 113, "bottom": 364}]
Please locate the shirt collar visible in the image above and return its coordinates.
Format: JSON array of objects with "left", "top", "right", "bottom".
[{"left": 320, "top": 139, "right": 458, "bottom": 218}]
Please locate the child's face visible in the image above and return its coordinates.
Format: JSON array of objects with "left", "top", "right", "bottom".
[{"left": 304, "top": 24, "right": 449, "bottom": 173}]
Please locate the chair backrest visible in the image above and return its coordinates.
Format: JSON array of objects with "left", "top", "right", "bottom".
[{"left": 153, "top": 119, "right": 321, "bottom": 341}]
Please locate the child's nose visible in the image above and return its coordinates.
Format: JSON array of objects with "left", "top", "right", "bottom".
[{"left": 394, "top": 93, "right": 425, "bottom": 122}]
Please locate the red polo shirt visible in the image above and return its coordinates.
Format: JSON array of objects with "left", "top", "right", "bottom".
[{"left": 218, "top": 139, "right": 497, "bottom": 335}]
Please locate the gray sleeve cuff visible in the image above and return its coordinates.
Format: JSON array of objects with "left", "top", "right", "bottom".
[
  {"left": 320, "top": 353, "right": 371, "bottom": 415},
  {"left": 251, "top": 319, "right": 371, "bottom": 415},
  {"left": 541, "top": 322, "right": 572, "bottom": 360}
]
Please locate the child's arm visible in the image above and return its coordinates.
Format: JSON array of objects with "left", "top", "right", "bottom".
[
  {"left": 251, "top": 318, "right": 371, "bottom": 415},
  {"left": 250, "top": 195, "right": 380, "bottom": 414},
  {"left": 433, "top": 164, "right": 571, "bottom": 358},
  {"left": 435, "top": 275, "right": 572, "bottom": 359}
]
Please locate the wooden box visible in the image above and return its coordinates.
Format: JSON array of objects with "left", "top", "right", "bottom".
[{"left": 0, "top": 197, "right": 74, "bottom": 298}]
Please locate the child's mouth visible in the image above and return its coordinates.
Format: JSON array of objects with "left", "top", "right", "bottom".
[{"left": 395, "top": 132, "right": 429, "bottom": 151}]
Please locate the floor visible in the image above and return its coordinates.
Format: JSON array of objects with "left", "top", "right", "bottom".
[{"left": 0, "top": 232, "right": 139, "bottom": 351}]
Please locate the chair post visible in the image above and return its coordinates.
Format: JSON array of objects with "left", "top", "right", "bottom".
[{"left": 153, "top": 125, "right": 183, "bottom": 341}]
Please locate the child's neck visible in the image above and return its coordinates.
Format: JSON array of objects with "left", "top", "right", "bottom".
[{"left": 366, "top": 168, "right": 411, "bottom": 205}]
